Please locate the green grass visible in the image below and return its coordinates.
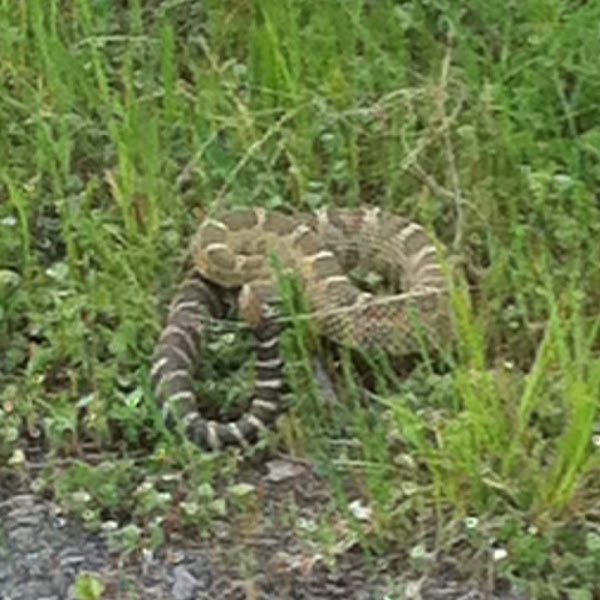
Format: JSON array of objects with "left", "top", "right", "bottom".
[{"left": 2, "top": 0, "right": 600, "bottom": 597}]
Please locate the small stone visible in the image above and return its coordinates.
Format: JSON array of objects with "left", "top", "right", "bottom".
[{"left": 172, "top": 565, "right": 200, "bottom": 600}]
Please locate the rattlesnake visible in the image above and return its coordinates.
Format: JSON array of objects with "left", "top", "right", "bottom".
[{"left": 151, "top": 207, "right": 450, "bottom": 450}]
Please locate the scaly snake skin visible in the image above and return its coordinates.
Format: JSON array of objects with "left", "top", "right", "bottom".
[{"left": 151, "top": 207, "right": 450, "bottom": 450}]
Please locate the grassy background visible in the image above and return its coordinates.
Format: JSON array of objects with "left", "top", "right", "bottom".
[{"left": 2, "top": 0, "right": 600, "bottom": 597}]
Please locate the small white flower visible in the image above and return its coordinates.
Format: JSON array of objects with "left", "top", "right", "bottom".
[
  {"left": 101, "top": 520, "right": 119, "bottom": 532},
  {"left": 592, "top": 435, "right": 600, "bottom": 448},
  {"left": 135, "top": 481, "right": 154, "bottom": 495},
  {"left": 297, "top": 517, "right": 317, "bottom": 532},
  {"left": 72, "top": 490, "right": 92, "bottom": 504},
  {"left": 142, "top": 547, "right": 154, "bottom": 563},
  {"left": 181, "top": 501, "right": 199, "bottom": 516},
  {"left": 348, "top": 499, "right": 372, "bottom": 521},
  {"left": 157, "top": 492, "right": 172, "bottom": 504},
  {"left": 1, "top": 216, "right": 17, "bottom": 227},
  {"left": 493, "top": 547, "right": 508, "bottom": 561},
  {"left": 464, "top": 516, "right": 479, "bottom": 529}
]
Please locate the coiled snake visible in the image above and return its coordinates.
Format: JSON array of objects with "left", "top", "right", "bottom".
[{"left": 151, "top": 207, "right": 450, "bottom": 450}]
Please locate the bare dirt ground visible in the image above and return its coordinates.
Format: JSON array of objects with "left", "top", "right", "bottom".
[{"left": 0, "top": 456, "right": 528, "bottom": 600}]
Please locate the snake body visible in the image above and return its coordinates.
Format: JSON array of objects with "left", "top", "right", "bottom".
[{"left": 151, "top": 207, "right": 449, "bottom": 450}]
